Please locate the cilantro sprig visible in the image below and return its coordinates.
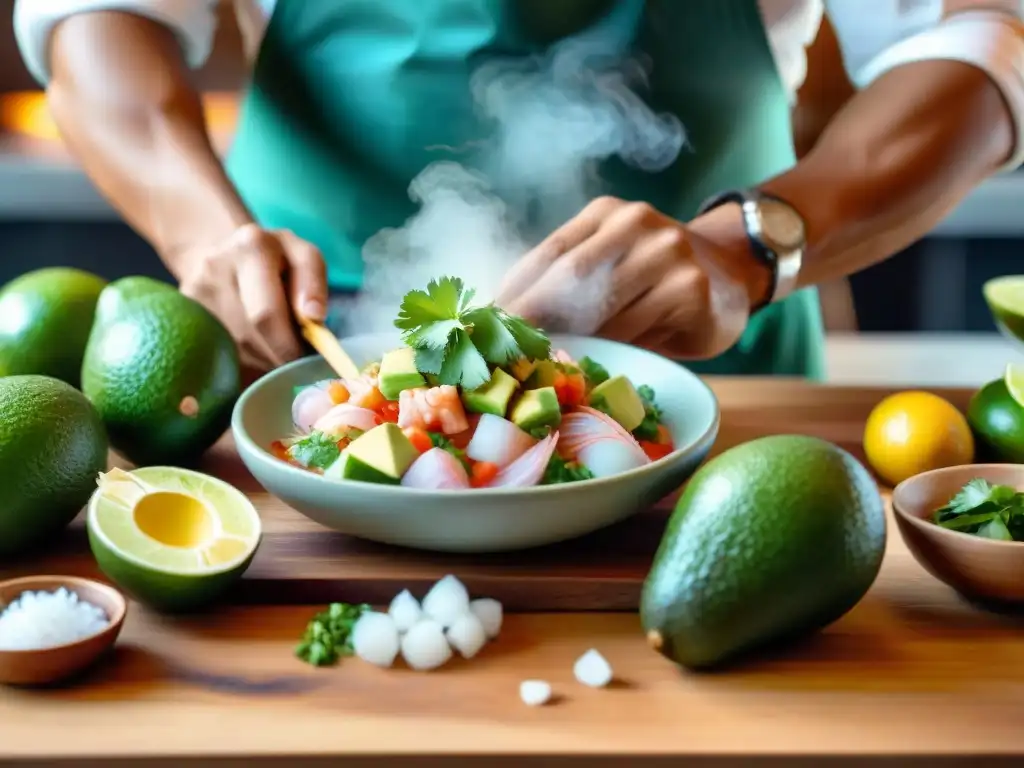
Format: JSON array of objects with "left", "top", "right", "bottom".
[
  {"left": 395, "top": 277, "right": 551, "bottom": 390},
  {"left": 296, "top": 602, "right": 371, "bottom": 667},
  {"left": 933, "top": 478, "right": 1024, "bottom": 541},
  {"left": 287, "top": 430, "right": 342, "bottom": 470},
  {"left": 542, "top": 454, "right": 594, "bottom": 485},
  {"left": 633, "top": 385, "right": 664, "bottom": 442}
]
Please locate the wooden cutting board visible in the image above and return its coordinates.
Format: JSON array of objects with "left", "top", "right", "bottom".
[{"left": 2, "top": 377, "right": 976, "bottom": 612}]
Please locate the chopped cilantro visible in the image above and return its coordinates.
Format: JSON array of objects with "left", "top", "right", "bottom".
[
  {"left": 295, "top": 602, "right": 371, "bottom": 667},
  {"left": 542, "top": 455, "right": 594, "bottom": 485},
  {"left": 429, "top": 431, "right": 471, "bottom": 470},
  {"left": 933, "top": 478, "right": 1024, "bottom": 540},
  {"left": 579, "top": 356, "right": 610, "bottom": 387},
  {"left": 395, "top": 276, "right": 551, "bottom": 390},
  {"left": 633, "top": 385, "right": 663, "bottom": 441},
  {"left": 287, "top": 430, "right": 342, "bottom": 470}
]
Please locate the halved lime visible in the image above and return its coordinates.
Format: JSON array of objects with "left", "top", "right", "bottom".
[
  {"left": 1006, "top": 363, "right": 1024, "bottom": 409},
  {"left": 983, "top": 276, "right": 1024, "bottom": 342},
  {"left": 86, "top": 466, "right": 262, "bottom": 613}
]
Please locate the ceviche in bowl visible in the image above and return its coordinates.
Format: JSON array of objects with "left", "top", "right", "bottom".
[{"left": 232, "top": 277, "right": 719, "bottom": 552}]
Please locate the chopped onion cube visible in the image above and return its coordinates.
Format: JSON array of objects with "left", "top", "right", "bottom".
[
  {"left": 388, "top": 589, "right": 422, "bottom": 633},
  {"left": 574, "top": 649, "right": 613, "bottom": 688},
  {"left": 446, "top": 612, "right": 487, "bottom": 659},
  {"left": 469, "top": 598, "right": 503, "bottom": 639},
  {"left": 400, "top": 619, "right": 452, "bottom": 671},
  {"left": 422, "top": 574, "right": 470, "bottom": 628},
  {"left": 520, "top": 680, "right": 553, "bottom": 706},
  {"left": 351, "top": 611, "right": 400, "bottom": 668}
]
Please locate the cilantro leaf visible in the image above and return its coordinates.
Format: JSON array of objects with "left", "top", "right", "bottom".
[
  {"left": 579, "top": 356, "right": 610, "bottom": 387},
  {"left": 295, "top": 602, "right": 370, "bottom": 667},
  {"left": 396, "top": 276, "right": 471, "bottom": 330},
  {"left": 632, "top": 385, "right": 664, "bottom": 441},
  {"left": 463, "top": 306, "right": 521, "bottom": 365},
  {"left": 287, "top": 430, "right": 341, "bottom": 470},
  {"left": 438, "top": 328, "right": 491, "bottom": 390},
  {"left": 933, "top": 478, "right": 1024, "bottom": 541},
  {"left": 429, "top": 431, "right": 471, "bottom": 470},
  {"left": 501, "top": 311, "right": 551, "bottom": 361},
  {"left": 542, "top": 454, "right": 594, "bottom": 485}
]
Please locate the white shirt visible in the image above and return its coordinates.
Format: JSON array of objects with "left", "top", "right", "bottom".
[{"left": 13, "top": 0, "right": 1024, "bottom": 169}]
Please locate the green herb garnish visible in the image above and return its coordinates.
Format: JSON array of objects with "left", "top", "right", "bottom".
[
  {"left": 395, "top": 276, "right": 551, "bottom": 390},
  {"left": 287, "top": 430, "right": 342, "bottom": 470},
  {"left": 528, "top": 425, "right": 554, "bottom": 440},
  {"left": 542, "top": 455, "right": 594, "bottom": 485},
  {"left": 429, "top": 431, "right": 471, "bottom": 471},
  {"left": 933, "top": 478, "right": 1024, "bottom": 540},
  {"left": 296, "top": 602, "right": 371, "bottom": 667},
  {"left": 633, "top": 385, "right": 663, "bottom": 442},
  {"left": 579, "top": 356, "right": 610, "bottom": 387}
]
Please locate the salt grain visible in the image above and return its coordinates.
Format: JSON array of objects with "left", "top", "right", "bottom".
[{"left": 0, "top": 588, "right": 109, "bottom": 651}]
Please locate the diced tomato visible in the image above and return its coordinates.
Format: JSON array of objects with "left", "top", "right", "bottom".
[
  {"left": 448, "top": 429, "right": 472, "bottom": 450},
  {"left": 470, "top": 461, "right": 500, "bottom": 488},
  {"left": 327, "top": 381, "right": 350, "bottom": 404},
  {"left": 361, "top": 386, "right": 387, "bottom": 412},
  {"left": 378, "top": 401, "right": 400, "bottom": 423},
  {"left": 404, "top": 427, "right": 433, "bottom": 454},
  {"left": 553, "top": 370, "right": 586, "bottom": 407},
  {"left": 270, "top": 440, "right": 291, "bottom": 461},
  {"left": 655, "top": 424, "right": 672, "bottom": 445},
  {"left": 640, "top": 440, "right": 673, "bottom": 461}
]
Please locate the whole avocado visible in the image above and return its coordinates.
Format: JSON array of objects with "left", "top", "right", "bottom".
[
  {"left": 0, "top": 267, "right": 107, "bottom": 387},
  {"left": 641, "top": 434, "right": 886, "bottom": 671},
  {"left": 0, "top": 375, "right": 109, "bottom": 556},
  {"left": 81, "top": 277, "right": 241, "bottom": 467}
]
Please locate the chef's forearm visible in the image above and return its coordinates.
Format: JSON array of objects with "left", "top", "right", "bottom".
[
  {"left": 760, "top": 57, "right": 1015, "bottom": 289},
  {"left": 46, "top": 11, "right": 253, "bottom": 271}
]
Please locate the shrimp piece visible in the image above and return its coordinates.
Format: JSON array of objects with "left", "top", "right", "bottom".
[
  {"left": 343, "top": 374, "right": 384, "bottom": 409},
  {"left": 398, "top": 386, "right": 469, "bottom": 435}
]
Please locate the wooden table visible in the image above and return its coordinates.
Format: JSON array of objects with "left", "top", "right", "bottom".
[{"left": 4, "top": 377, "right": 1024, "bottom": 763}]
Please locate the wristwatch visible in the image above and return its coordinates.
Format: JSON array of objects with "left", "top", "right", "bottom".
[{"left": 696, "top": 189, "right": 805, "bottom": 311}]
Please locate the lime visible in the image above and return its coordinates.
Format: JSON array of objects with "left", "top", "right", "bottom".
[
  {"left": 968, "top": 378, "right": 1024, "bottom": 463},
  {"left": 863, "top": 391, "right": 974, "bottom": 486},
  {"left": 86, "top": 466, "right": 261, "bottom": 612},
  {"left": 1005, "top": 363, "right": 1024, "bottom": 408},
  {"left": 984, "top": 276, "right": 1024, "bottom": 342}
]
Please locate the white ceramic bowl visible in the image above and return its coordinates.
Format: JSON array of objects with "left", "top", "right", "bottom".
[{"left": 232, "top": 333, "right": 719, "bottom": 553}]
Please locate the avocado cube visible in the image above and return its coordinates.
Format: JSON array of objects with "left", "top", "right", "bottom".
[
  {"left": 462, "top": 368, "right": 520, "bottom": 417},
  {"left": 510, "top": 357, "right": 537, "bottom": 382},
  {"left": 524, "top": 360, "right": 558, "bottom": 389},
  {"left": 510, "top": 386, "right": 561, "bottom": 432},
  {"left": 324, "top": 422, "right": 420, "bottom": 485},
  {"left": 588, "top": 375, "right": 646, "bottom": 432},
  {"left": 378, "top": 347, "right": 425, "bottom": 401}
]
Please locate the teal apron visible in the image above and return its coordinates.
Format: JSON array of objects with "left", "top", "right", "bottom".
[{"left": 226, "top": 0, "right": 826, "bottom": 379}]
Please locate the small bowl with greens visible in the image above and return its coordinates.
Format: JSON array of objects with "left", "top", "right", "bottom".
[{"left": 892, "top": 464, "right": 1024, "bottom": 605}]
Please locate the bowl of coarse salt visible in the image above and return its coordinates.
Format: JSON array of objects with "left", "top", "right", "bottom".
[{"left": 0, "top": 575, "right": 127, "bottom": 686}]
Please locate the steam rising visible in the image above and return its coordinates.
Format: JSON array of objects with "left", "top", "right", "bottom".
[{"left": 338, "top": 31, "right": 686, "bottom": 337}]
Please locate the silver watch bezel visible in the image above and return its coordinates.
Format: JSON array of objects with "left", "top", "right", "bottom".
[{"left": 741, "top": 193, "right": 805, "bottom": 305}]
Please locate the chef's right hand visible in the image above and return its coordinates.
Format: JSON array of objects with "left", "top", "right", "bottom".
[{"left": 172, "top": 223, "right": 328, "bottom": 372}]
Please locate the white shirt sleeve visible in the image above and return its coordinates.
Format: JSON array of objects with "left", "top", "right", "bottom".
[
  {"left": 14, "top": 0, "right": 219, "bottom": 84},
  {"left": 827, "top": 1, "right": 1024, "bottom": 171}
]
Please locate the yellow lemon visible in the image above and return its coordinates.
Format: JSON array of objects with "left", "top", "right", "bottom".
[{"left": 863, "top": 391, "right": 974, "bottom": 486}]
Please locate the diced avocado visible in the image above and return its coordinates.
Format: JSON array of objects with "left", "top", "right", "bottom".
[
  {"left": 378, "top": 347, "right": 425, "bottom": 401},
  {"left": 524, "top": 360, "right": 558, "bottom": 389},
  {"left": 510, "top": 357, "right": 537, "bottom": 382},
  {"left": 463, "top": 368, "right": 519, "bottom": 417},
  {"left": 510, "top": 387, "right": 561, "bottom": 432},
  {"left": 324, "top": 422, "right": 419, "bottom": 485},
  {"left": 588, "top": 375, "right": 646, "bottom": 432}
]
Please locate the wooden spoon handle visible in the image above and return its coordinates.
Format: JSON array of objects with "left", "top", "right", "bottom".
[{"left": 299, "top": 320, "right": 362, "bottom": 380}]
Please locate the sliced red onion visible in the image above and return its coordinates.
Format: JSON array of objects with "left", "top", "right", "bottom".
[
  {"left": 465, "top": 414, "right": 537, "bottom": 468},
  {"left": 577, "top": 438, "right": 650, "bottom": 478},
  {"left": 558, "top": 409, "right": 649, "bottom": 466},
  {"left": 313, "top": 403, "right": 381, "bottom": 436},
  {"left": 487, "top": 432, "right": 558, "bottom": 488},
  {"left": 401, "top": 448, "right": 470, "bottom": 490},
  {"left": 292, "top": 386, "right": 335, "bottom": 433}
]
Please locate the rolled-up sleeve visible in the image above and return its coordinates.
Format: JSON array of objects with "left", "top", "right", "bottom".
[
  {"left": 14, "top": 0, "right": 219, "bottom": 84},
  {"left": 827, "top": 1, "right": 1024, "bottom": 171}
]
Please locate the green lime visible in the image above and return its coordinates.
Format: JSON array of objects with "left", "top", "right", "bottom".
[
  {"left": 0, "top": 268, "right": 107, "bottom": 387},
  {"left": 0, "top": 375, "right": 108, "bottom": 556},
  {"left": 984, "top": 276, "right": 1024, "bottom": 343},
  {"left": 967, "top": 378, "right": 1024, "bottom": 463},
  {"left": 87, "top": 466, "right": 261, "bottom": 612}
]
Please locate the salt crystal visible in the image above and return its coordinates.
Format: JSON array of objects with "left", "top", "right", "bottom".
[{"left": 0, "top": 588, "right": 109, "bottom": 651}]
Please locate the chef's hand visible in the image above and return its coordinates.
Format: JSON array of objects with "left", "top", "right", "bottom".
[
  {"left": 497, "top": 197, "right": 772, "bottom": 359},
  {"left": 171, "top": 223, "right": 328, "bottom": 372}
]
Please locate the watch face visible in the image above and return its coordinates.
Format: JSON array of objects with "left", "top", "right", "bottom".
[{"left": 757, "top": 199, "right": 806, "bottom": 250}]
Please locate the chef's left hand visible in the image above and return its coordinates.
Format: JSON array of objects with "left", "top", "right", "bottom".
[{"left": 497, "top": 196, "right": 773, "bottom": 360}]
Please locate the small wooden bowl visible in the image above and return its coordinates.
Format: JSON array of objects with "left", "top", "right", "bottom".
[
  {"left": 892, "top": 464, "right": 1024, "bottom": 605},
  {"left": 0, "top": 575, "right": 127, "bottom": 686}
]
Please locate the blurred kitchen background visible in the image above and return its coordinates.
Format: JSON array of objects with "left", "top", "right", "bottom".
[{"left": 0, "top": 2, "right": 1019, "bottom": 384}]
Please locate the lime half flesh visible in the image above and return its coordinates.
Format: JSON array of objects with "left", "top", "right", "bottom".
[
  {"left": 1006, "top": 363, "right": 1024, "bottom": 409},
  {"left": 984, "top": 276, "right": 1024, "bottom": 343},
  {"left": 87, "top": 466, "right": 261, "bottom": 612}
]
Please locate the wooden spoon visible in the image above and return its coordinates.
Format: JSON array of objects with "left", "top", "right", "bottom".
[{"left": 299, "top": 319, "right": 361, "bottom": 380}]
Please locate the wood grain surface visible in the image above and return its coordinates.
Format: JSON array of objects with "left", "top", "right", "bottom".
[
  {"left": 7, "top": 377, "right": 1024, "bottom": 760},
  {"left": 0, "top": 378, "right": 976, "bottom": 612}
]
